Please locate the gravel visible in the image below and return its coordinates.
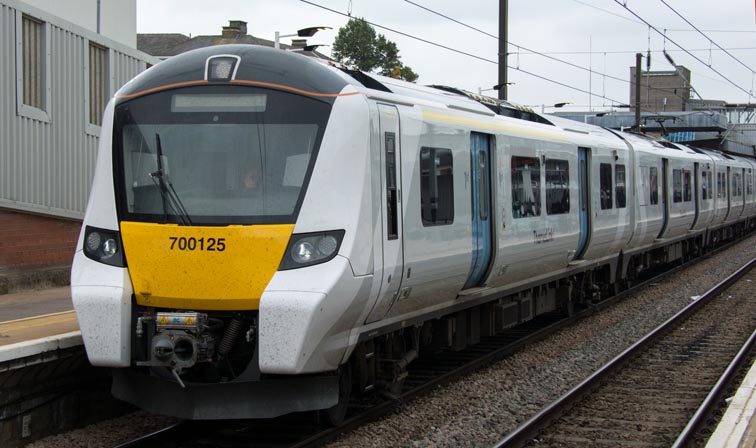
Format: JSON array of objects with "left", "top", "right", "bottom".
[
  {"left": 328, "top": 234, "right": 756, "bottom": 448},
  {"left": 25, "top": 234, "right": 756, "bottom": 448},
  {"left": 25, "top": 412, "right": 177, "bottom": 448}
]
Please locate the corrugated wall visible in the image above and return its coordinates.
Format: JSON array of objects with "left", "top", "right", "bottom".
[{"left": 0, "top": 1, "right": 155, "bottom": 219}]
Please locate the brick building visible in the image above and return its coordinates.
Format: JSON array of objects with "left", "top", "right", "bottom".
[{"left": 630, "top": 65, "right": 692, "bottom": 113}]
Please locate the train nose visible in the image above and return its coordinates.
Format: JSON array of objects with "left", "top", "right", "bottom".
[{"left": 119, "top": 222, "right": 294, "bottom": 310}]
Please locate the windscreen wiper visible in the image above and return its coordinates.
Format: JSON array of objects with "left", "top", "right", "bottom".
[{"left": 149, "top": 133, "right": 193, "bottom": 225}]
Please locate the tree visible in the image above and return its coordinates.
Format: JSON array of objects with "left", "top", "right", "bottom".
[{"left": 332, "top": 18, "right": 418, "bottom": 82}]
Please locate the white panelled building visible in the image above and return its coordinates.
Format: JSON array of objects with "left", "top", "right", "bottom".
[{"left": 0, "top": 0, "right": 157, "bottom": 271}]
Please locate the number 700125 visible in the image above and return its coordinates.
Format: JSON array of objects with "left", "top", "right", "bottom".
[{"left": 169, "top": 236, "right": 226, "bottom": 252}]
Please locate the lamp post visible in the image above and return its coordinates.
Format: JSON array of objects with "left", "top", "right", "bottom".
[
  {"left": 478, "top": 84, "right": 515, "bottom": 97},
  {"left": 274, "top": 26, "right": 331, "bottom": 49},
  {"left": 524, "top": 102, "right": 572, "bottom": 113}
]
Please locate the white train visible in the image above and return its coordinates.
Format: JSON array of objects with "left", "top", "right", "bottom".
[{"left": 71, "top": 44, "right": 756, "bottom": 422}]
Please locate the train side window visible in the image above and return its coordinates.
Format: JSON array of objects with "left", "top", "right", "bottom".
[
  {"left": 599, "top": 163, "right": 612, "bottom": 209},
  {"left": 718, "top": 172, "right": 726, "bottom": 198},
  {"left": 672, "top": 169, "right": 682, "bottom": 203},
  {"left": 385, "top": 132, "right": 398, "bottom": 239},
  {"left": 747, "top": 171, "right": 753, "bottom": 196},
  {"left": 545, "top": 159, "right": 569, "bottom": 215},
  {"left": 733, "top": 172, "right": 742, "bottom": 197},
  {"left": 709, "top": 171, "right": 714, "bottom": 199},
  {"left": 511, "top": 156, "right": 541, "bottom": 218},
  {"left": 615, "top": 164, "right": 626, "bottom": 208},
  {"left": 478, "top": 151, "right": 489, "bottom": 220},
  {"left": 702, "top": 170, "right": 709, "bottom": 200},
  {"left": 650, "top": 167, "right": 659, "bottom": 205},
  {"left": 683, "top": 169, "right": 692, "bottom": 202},
  {"left": 420, "top": 147, "right": 454, "bottom": 226}
]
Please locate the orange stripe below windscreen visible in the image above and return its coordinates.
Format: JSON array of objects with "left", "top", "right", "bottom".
[{"left": 114, "top": 79, "right": 359, "bottom": 100}]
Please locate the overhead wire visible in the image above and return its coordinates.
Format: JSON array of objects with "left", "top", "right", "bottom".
[
  {"left": 299, "top": 0, "right": 627, "bottom": 104},
  {"left": 402, "top": 0, "right": 629, "bottom": 86},
  {"left": 515, "top": 47, "right": 756, "bottom": 56},
  {"left": 400, "top": 0, "right": 689, "bottom": 104},
  {"left": 569, "top": 0, "right": 756, "bottom": 34},
  {"left": 657, "top": 0, "right": 756, "bottom": 76},
  {"left": 402, "top": 0, "right": 756, "bottom": 102},
  {"left": 611, "top": 0, "right": 756, "bottom": 101},
  {"left": 569, "top": 0, "right": 642, "bottom": 25}
]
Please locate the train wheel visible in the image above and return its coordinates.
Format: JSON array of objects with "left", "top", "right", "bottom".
[{"left": 321, "top": 364, "right": 352, "bottom": 426}]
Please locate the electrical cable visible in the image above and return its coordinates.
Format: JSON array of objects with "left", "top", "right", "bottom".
[
  {"left": 400, "top": 0, "right": 689, "bottom": 104},
  {"left": 570, "top": 0, "right": 756, "bottom": 35},
  {"left": 515, "top": 47, "right": 756, "bottom": 56},
  {"left": 657, "top": 0, "right": 756, "bottom": 76},
  {"left": 569, "top": 0, "right": 643, "bottom": 25},
  {"left": 300, "top": 0, "right": 627, "bottom": 104},
  {"left": 402, "top": 0, "right": 629, "bottom": 85},
  {"left": 611, "top": 0, "right": 756, "bottom": 100}
]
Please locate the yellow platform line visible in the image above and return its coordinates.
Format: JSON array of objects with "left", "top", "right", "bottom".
[{"left": 0, "top": 311, "right": 78, "bottom": 332}]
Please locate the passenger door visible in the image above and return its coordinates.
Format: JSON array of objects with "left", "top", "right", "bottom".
[
  {"left": 692, "top": 162, "right": 700, "bottom": 228},
  {"left": 463, "top": 133, "right": 493, "bottom": 289},
  {"left": 365, "top": 104, "right": 405, "bottom": 323},
  {"left": 658, "top": 158, "right": 669, "bottom": 238},
  {"left": 575, "top": 147, "right": 591, "bottom": 259}
]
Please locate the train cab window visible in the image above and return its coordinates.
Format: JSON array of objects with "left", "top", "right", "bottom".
[
  {"left": 747, "top": 171, "right": 753, "bottom": 196},
  {"left": 420, "top": 147, "right": 454, "bottom": 226},
  {"left": 650, "top": 167, "right": 659, "bottom": 205},
  {"left": 673, "top": 169, "right": 683, "bottom": 203},
  {"left": 599, "top": 163, "right": 612, "bottom": 210},
  {"left": 114, "top": 86, "right": 330, "bottom": 225},
  {"left": 615, "top": 164, "right": 626, "bottom": 208},
  {"left": 683, "top": 170, "right": 692, "bottom": 202},
  {"left": 702, "top": 170, "right": 709, "bottom": 200},
  {"left": 545, "top": 159, "right": 569, "bottom": 215},
  {"left": 512, "top": 156, "right": 541, "bottom": 218}
]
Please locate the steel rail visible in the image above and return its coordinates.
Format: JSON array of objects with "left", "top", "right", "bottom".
[
  {"left": 493, "top": 256, "right": 756, "bottom": 448},
  {"left": 113, "top": 421, "right": 187, "bottom": 448},
  {"left": 672, "top": 327, "right": 756, "bottom": 447},
  {"left": 110, "top": 236, "right": 755, "bottom": 448},
  {"left": 287, "top": 240, "right": 751, "bottom": 448}
]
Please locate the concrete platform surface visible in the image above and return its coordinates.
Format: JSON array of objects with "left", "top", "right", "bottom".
[
  {"left": 0, "top": 286, "right": 73, "bottom": 322},
  {"left": 706, "top": 357, "right": 756, "bottom": 447},
  {"left": 0, "top": 311, "right": 79, "bottom": 347},
  {"left": 0, "top": 286, "right": 78, "bottom": 354}
]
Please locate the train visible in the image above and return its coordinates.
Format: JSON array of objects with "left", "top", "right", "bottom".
[{"left": 71, "top": 44, "right": 756, "bottom": 423}]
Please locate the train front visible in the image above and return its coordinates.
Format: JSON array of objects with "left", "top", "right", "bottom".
[{"left": 71, "top": 45, "right": 368, "bottom": 419}]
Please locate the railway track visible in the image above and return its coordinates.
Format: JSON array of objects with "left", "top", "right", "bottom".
[
  {"left": 495, "top": 257, "right": 756, "bottom": 448},
  {"left": 113, "top": 243, "right": 755, "bottom": 448}
]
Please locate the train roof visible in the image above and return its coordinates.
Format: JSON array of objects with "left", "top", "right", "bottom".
[{"left": 119, "top": 45, "right": 750, "bottom": 165}]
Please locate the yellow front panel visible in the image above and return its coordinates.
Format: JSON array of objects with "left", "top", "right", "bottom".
[{"left": 120, "top": 222, "right": 294, "bottom": 310}]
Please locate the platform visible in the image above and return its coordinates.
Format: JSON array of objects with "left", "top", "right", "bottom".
[
  {"left": 706, "top": 356, "right": 756, "bottom": 447},
  {"left": 0, "top": 285, "right": 755, "bottom": 445},
  {"left": 0, "top": 286, "right": 81, "bottom": 367}
]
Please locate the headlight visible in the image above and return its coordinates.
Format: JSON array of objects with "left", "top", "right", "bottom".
[
  {"left": 279, "top": 230, "right": 345, "bottom": 270},
  {"left": 83, "top": 226, "right": 126, "bottom": 267}
]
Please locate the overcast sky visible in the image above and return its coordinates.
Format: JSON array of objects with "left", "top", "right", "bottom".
[{"left": 137, "top": 0, "right": 756, "bottom": 112}]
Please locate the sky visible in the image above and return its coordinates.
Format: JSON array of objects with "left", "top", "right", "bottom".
[{"left": 136, "top": 0, "right": 756, "bottom": 112}]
